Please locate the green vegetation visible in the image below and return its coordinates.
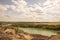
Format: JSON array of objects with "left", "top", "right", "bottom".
[
  {"left": 0, "top": 22, "right": 60, "bottom": 30},
  {"left": 0, "top": 22, "right": 60, "bottom": 34}
]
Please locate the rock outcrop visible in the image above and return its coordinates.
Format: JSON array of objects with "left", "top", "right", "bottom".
[
  {"left": 0, "top": 27, "right": 60, "bottom": 40},
  {"left": 47, "top": 34, "right": 60, "bottom": 40},
  {"left": 0, "top": 27, "right": 49, "bottom": 40}
]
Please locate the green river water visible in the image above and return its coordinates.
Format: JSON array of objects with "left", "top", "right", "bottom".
[{"left": 19, "top": 28, "right": 57, "bottom": 36}]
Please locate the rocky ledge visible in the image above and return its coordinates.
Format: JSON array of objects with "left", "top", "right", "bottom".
[{"left": 0, "top": 27, "right": 60, "bottom": 40}]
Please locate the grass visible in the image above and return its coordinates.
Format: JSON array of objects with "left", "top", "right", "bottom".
[{"left": 0, "top": 22, "right": 60, "bottom": 34}]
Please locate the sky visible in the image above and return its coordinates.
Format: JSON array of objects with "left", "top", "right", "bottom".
[{"left": 0, "top": 0, "right": 60, "bottom": 22}]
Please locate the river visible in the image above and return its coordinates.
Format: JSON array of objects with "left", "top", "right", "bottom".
[{"left": 19, "top": 28, "right": 57, "bottom": 36}]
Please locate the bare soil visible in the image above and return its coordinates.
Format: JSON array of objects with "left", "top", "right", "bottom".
[{"left": 0, "top": 27, "right": 60, "bottom": 40}]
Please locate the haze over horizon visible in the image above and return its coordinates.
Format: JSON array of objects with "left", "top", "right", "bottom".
[{"left": 0, "top": 0, "right": 60, "bottom": 22}]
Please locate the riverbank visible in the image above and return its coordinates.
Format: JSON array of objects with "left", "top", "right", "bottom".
[
  {"left": 0, "top": 26, "right": 49, "bottom": 40},
  {"left": 0, "top": 26, "right": 60, "bottom": 40}
]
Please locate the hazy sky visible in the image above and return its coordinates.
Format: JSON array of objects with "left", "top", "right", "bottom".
[{"left": 0, "top": 0, "right": 60, "bottom": 22}]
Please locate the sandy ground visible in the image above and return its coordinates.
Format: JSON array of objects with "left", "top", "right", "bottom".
[{"left": 0, "top": 27, "right": 60, "bottom": 40}]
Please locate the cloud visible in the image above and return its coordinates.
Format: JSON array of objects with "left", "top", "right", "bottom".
[
  {"left": 44, "top": 0, "right": 60, "bottom": 16},
  {"left": 0, "top": 0, "right": 60, "bottom": 22},
  {"left": 0, "top": 5, "right": 9, "bottom": 11}
]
